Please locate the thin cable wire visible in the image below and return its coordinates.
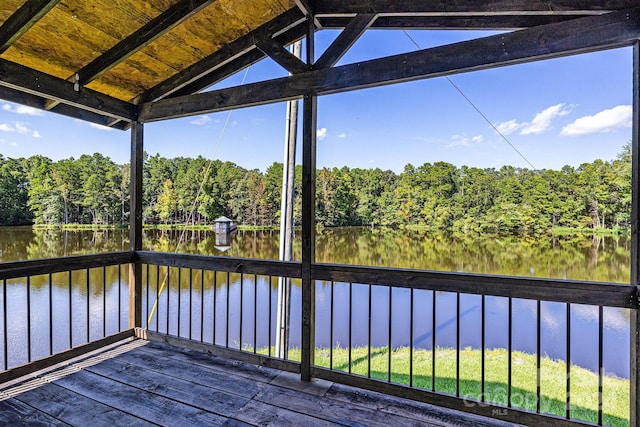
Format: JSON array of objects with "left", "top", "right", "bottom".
[
  {"left": 402, "top": 30, "right": 536, "bottom": 170},
  {"left": 146, "top": 67, "right": 251, "bottom": 328}
]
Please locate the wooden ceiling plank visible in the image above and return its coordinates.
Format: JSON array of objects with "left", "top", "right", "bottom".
[
  {"left": 167, "top": 22, "right": 308, "bottom": 98},
  {"left": 256, "top": 38, "right": 309, "bottom": 74},
  {"left": 312, "top": 0, "right": 637, "bottom": 16},
  {"left": 0, "top": 0, "right": 60, "bottom": 54},
  {"left": 139, "top": 7, "right": 640, "bottom": 121},
  {"left": 137, "top": 8, "right": 305, "bottom": 103},
  {"left": 0, "top": 58, "right": 136, "bottom": 121},
  {"left": 315, "top": 13, "right": 377, "bottom": 69},
  {"left": 77, "top": 0, "right": 217, "bottom": 85},
  {"left": 294, "top": 0, "right": 322, "bottom": 28}
]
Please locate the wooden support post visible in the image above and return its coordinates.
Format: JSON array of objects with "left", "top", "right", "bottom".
[
  {"left": 631, "top": 41, "right": 640, "bottom": 427},
  {"left": 129, "top": 121, "right": 144, "bottom": 329},
  {"left": 301, "top": 17, "right": 316, "bottom": 382}
]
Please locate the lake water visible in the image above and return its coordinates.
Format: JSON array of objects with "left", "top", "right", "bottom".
[{"left": 0, "top": 227, "right": 632, "bottom": 377}]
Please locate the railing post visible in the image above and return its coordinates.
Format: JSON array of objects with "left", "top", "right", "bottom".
[
  {"left": 129, "top": 121, "right": 144, "bottom": 329},
  {"left": 631, "top": 41, "right": 640, "bottom": 427},
  {"left": 301, "top": 15, "right": 316, "bottom": 382}
]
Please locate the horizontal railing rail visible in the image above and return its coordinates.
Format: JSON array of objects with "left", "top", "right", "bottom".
[{"left": 313, "top": 263, "right": 638, "bottom": 308}]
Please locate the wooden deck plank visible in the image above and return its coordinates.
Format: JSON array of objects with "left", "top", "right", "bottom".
[
  {"left": 325, "top": 383, "right": 517, "bottom": 427},
  {"left": 108, "top": 345, "right": 266, "bottom": 398},
  {"left": 0, "top": 398, "right": 69, "bottom": 426},
  {"left": 256, "top": 382, "right": 431, "bottom": 427},
  {"left": 7, "top": 379, "right": 154, "bottom": 426},
  {"left": 49, "top": 368, "right": 227, "bottom": 426},
  {"left": 140, "top": 342, "right": 281, "bottom": 383},
  {"left": 232, "top": 400, "right": 341, "bottom": 427},
  {"left": 81, "top": 354, "right": 250, "bottom": 417}
]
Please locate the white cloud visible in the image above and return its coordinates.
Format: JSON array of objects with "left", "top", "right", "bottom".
[
  {"left": 2, "top": 103, "right": 43, "bottom": 116},
  {"left": 495, "top": 119, "right": 524, "bottom": 136},
  {"left": 560, "top": 105, "right": 632, "bottom": 136},
  {"left": 15, "top": 122, "right": 30, "bottom": 134},
  {"left": 337, "top": 133, "right": 346, "bottom": 139},
  {"left": 89, "top": 123, "right": 114, "bottom": 131},
  {"left": 520, "top": 103, "right": 572, "bottom": 135},
  {"left": 495, "top": 103, "right": 573, "bottom": 136},
  {"left": 0, "top": 123, "right": 14, "bottom": 132},
  {"left": 190, "top": 115, "right": 212, "bottom": 126},
  {"left": 448, "top": 133, "right": 483, "bottom": 148},
  {"left": 32, "top": 130, "right": 41, "bottom": 138},
  {"left": 317, "top": 127, "right": 327, "bottom": 140}
]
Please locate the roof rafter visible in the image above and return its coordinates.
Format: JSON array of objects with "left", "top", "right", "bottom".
[
  {"left": 312, "top": 0, "right": 638, "bottom": 16},
  {"left": 315, "top": 13, "right": 377, "bottom": 69},
  {"left": 0, "top": 0, "right": 60, "bottom": 54},
  {"left": 136, "top": 8, "right": 306, "bottom": 103},
  {"left": 256, "top": 38, "right": 309, "bottom": 74},
  {"left": 0, "top": 58, "right": 136, "bottom": 122},
  {"left": 294, "top": 0, "right": 322, "bottom": 28},
  {"left": 77, "top": 0, "right": 218, "bottom": 85},
  {"left": 138, "top": 7, "right": 640, "bottom": 121}
]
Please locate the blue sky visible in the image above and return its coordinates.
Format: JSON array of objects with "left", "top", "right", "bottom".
[{"left": 0, "top": 29, "right": 633, "bottom": 173}]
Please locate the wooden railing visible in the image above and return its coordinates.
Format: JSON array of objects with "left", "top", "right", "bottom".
[{"left": 0, "top": 250, "right": 637, "bottom": 427}]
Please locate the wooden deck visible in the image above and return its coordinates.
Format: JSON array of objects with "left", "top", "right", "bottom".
[{"left": 0, "top": 339, "right": 519, "bottom": 427}]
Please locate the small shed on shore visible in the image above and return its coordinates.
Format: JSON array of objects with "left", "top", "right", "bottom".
[{"left": 213, "top": 216, "right": 236, "bottom": 234}]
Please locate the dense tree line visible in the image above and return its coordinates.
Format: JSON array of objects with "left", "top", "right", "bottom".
[{"left": 0, "top": 143, "right": 632, "bottom": 234}]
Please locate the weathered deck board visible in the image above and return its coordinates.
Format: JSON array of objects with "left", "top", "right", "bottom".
[{"left": 0, "top": 339, "right": 521, "bottom": 427}]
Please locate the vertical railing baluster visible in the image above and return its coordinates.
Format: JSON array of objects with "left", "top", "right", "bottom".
[
  {"left": 226, "top": 271, "right": 230, "bottom": 348},
  {"left": 481, "top": 294, "right": 485, "bottom": 402},
  {"left": 348, "top": 282, "right": 352, "bottom": 374},
  {"left": 330, "top": 281, "right": 334, "bottom": 370},
  {"left": 410, "top": 287, "right": 414, "bottom": 388},
  {"left": 200, "top": 269, "right": 204, "bottom": 343},
  {"left": 145, "top": 264, "right": 149, "bottom": 332},
  {"left": 26, "top": 276, "right": 31, "bottom": 363},
  {"left": 3, "top": 278, "right": 6, "bottom": 370},
  {"left": 456, "top": 292, "right": 460, "bottom": 397},
  {"left": 537, "top": 299, "right": 541, "bottom": 413},
  {"left": 213, "top": 271, "right": 217, "bottom": 345},
  {"left": 155, "top": 265, "right": 160, "bottom": 332},
  {"left": 598, "top": 305, "right": 604, "bottom": 426},
  {"left": 432, "top": 290, "right": 436, "bottom": 391},
  {"left": 86, "top": 269, "right": 90, "bottom": 343},
  {"left": 268, "top": 276, "right": 272, "bottom": 357},
  {"left": 166, "top": 267, "right": 170, "bottom": 335},
  {"left": 177, "top": 268, "right": 181, "bottom": 337},
  {"left": 68, "top": 271, "right": 72, "bottom": 348},
  {"left": 118, "top": 265, "right": 122, "bottom": 332},
  {"left": 189, "top": 268, "right": 193, "bottom": 340},
  {"left": 240, "top": 273, "right": 244, "bottom": 351},
  {"left": 49, "top": 273, "right": 53, "bottom": 356},
  {"left": 368, "top": 283, "right": 372, "bottom": 379},
  {"left": 566, "top": 303, "right": 571, "bottom": 419},
  {"left": 103, "top": 266, "right": 106, "bottom": 337},
  {"left": 253, "top": 275, "right": 257, "bottom": 354},
  {"left": 388, "top": 285, "right": 392, "bottom": 383},
  {"left": 508, "top": 297, "right": 512, "bottom": 408}
]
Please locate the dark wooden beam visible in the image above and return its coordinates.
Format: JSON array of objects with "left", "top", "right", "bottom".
[
  {"left": 319, "top": 15, "right": 585, "bottom": 30},
  {"left": 294, "top": 0, "right": 322, "bottom": 29},
  {"left": 139, "top": 8, "right": 640, "bottom": 121},
  {"left": 315, "top": 13, "right": 377, "bottom": 69},
  {"left": 0, "top": 0, "right": 60, "bottom": 54},
  {"left": 313, "top": 0, "right": 637, "bottom": 16},
  {"left": 256, "top": 38, "right": 309, "bottom": 74},
  {"left": 78, "top": 0, "right": 216, "bottom": 85},
  {"left": 0, "top": 58, "right": 136, "bottom": 121},
  {"left": 136, "top": 9, "right": 305, "bottom": 103}
]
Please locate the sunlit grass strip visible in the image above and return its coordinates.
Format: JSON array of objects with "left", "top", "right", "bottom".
[{"left": 257, "top": 346, "right": 629, "bottom": 427}]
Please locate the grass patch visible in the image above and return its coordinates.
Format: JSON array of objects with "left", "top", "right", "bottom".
[{"left": 257, "top": 345, "right": 629, "bottom": 426}]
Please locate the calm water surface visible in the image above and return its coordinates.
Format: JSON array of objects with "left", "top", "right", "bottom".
[{"left": 0, "top": 227, "right": 632, "bottom": 377}]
